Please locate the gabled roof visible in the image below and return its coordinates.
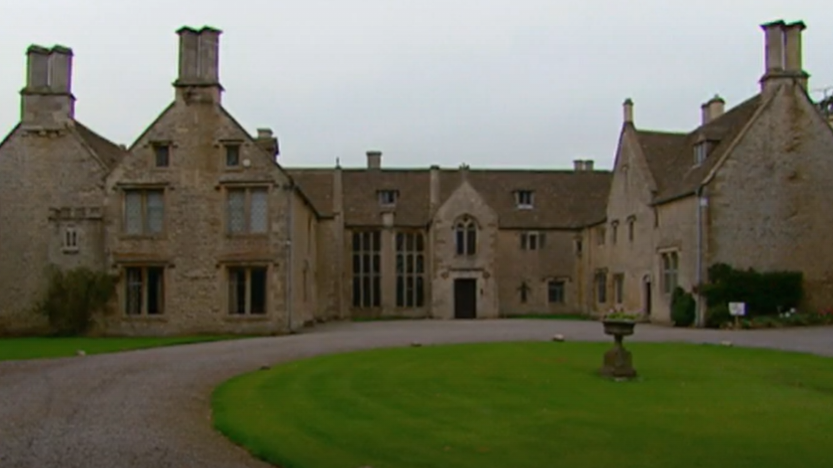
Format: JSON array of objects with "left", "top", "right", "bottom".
[
  {"left": 634, "top": 94, "right": 763, "bottom": 204},
  {"left": 288, "top": 167, "right": 612, "bottom": 229},
  {"left": 73, "top": 121, "right": 126, "bottom": 170},
  {"left": 287, "top": 169, "right": 335, "bottom": 218}
]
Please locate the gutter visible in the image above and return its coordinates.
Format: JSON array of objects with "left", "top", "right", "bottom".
[
  {"left": 695, "top": 185, "right": 705, "bottom": 327},
  {"left": 285, "top": 182, "right": 295, "bottom": 333}
]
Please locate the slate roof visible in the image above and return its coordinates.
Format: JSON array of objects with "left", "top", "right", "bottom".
[
  {"left": 74, "top": 121, "right": 127, "bottom": 170},
  {"left": 635, "top": 94, "right": 763, "bottom": 204},
  {"left": 288, "top": 167, "right": 612, "bottom": 229}
]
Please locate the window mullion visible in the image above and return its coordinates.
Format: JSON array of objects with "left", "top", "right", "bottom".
[{"left": 141, "top": 267, "right": 148, "bottom": 315}]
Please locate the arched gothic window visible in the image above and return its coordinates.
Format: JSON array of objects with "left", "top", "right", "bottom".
[{"left": 455, "top": 216, "right": 477, "bottom": 256}]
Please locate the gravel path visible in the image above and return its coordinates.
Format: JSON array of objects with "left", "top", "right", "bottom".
[{"left": 1, "top": 320, "right": 832, "bottom": 468}]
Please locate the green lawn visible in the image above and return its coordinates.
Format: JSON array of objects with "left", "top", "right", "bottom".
[
  {"left": 213, "top": 342, "right": 833, "bottom": 468},
  {"left": 0, "top": 336, "right": 238, "bottom": 361}
]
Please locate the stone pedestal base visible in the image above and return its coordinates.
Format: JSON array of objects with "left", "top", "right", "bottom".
[{"left": 600, "top": 346, "right": 637, "bottom": 379}]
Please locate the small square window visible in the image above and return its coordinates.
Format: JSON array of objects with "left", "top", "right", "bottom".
[
  {"left": 515, "top": 190, "right": 534, "bottom": 208},
  {"left": 62, "top": 226, "right": 79, "bottom": 253},
  {"left": 226, "top": 144, "right": 240, "bottom": 167},
  {"left": 520, "top": 232, "right": 545, "bottom": 251},
  {"left": 548, "top": 281, "right": 565, "bottom": 304},
  {"left": 378, "top": 190, "right": 398, "bottom": 207},
  {"left": 154, "top": 144, "right": 170, "bottom": 168},
  {"left": 694, "top": 143, "right": 708, "bottom": 166}
]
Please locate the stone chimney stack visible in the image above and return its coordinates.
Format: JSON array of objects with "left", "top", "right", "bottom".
[
  {"left": 760, "top": 20, "right": 809, "bottom": 94},
  {"left": 20, "top": 44, "right": 76, "bottom": 128},
  {"left": 583, "top": 160, "right": 594, "bottom": 171},
  {"left": 429, "top": 165, "right": 441, "bottom": 212},
  {"left": 174, "top": 26, "right": 224, "bottom": 103},
  {"left": 573, "top": 160, "right": 585, "bottom": 171},
  {"left": 366, "top": 150, "right": 382, "bottom": 169},
  {"left": 701, "top": 94, "right": 725, "bottom": 125},
  {"left": 784, "top": 21, "right": 808, "bottom": 89},
  {"left": 623, "top": 98, "right": 634, "bottom": 124},
  {"left": 256, "top": 128, "right": 279, "bottom": 158}
]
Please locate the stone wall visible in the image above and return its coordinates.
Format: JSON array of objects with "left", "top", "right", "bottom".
[
  {"left": 100, "top": 94, "right": 298, "bottom": 336},
  {"left": 0, "top": 127, "right": 109, "bottom": 334},
  {"left": 495, "top": 229, "right": 581, "bottom": 316},
  {"left": 707, "top": 82, "right": 833, "bottom": 313},
  {"left": 431, "top": 178, "right": 500, "bottom": 319}
]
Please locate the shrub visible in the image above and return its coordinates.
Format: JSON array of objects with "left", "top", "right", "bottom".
[
  {"left": 705, "top": 304, "right": 732, "bottom": 329},
  {"left": 671, "top": 287, "right": 696, "bottom": 327},
  {"left": 36, "top": 266, "right": 118, "bottom": 336},
  {"left": 698, "top": 263, "right": 803, "bottom": 317}
]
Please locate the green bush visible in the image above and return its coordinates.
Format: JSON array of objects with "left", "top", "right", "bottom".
[
  {"left": 698, "top": 263, "right": 803, "bottom": 317},
  {"left": 671, "top": 287, "right": 696, "bottom": 327},
  {"left": 705, "top": 304, "right": 732, "bottom": 329},
  {"left": 36, "top": 266, "right": 118, "bottom": 336}
]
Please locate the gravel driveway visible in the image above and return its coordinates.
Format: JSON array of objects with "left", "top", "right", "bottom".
[{"left": 1, "top": 319, "right": 832, "bottom": 468}]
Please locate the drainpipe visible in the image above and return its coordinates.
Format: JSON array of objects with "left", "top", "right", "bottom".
[
  {"left": 285, "top": 182, "right": 295, "bottom": 333},
  {"left": 695, "top": 185, "right": 705, "bottom": 327}
]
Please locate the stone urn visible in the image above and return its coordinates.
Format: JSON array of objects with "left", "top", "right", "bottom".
[{"left": 600, "top": 319, "right": 637, "bottom": 379}]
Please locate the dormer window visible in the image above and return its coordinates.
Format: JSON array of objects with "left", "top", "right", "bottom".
[
  {"left": 515, "top": 190, "right": 534, "bottom": 209},
  {"left": 694, "top": 142, "right": 708, "bottom": 166},
  {"left": 378, "top": 190, "right": 398, "bottom": 207}
]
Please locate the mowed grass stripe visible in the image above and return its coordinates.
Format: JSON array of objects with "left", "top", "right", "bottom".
[{"left": 213, "top": 342, "right": 833, "bottom": 468}]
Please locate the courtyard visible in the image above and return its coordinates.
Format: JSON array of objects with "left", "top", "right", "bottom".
[{"left": 1, "top": 320, "right": 832, "bottom": 467}]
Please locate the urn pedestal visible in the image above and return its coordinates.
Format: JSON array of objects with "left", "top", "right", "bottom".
[{"left": 600, "top": 320, "right": 637, "bottom": 379}]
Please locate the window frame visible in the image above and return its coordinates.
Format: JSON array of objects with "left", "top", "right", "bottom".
[
  {"left": 227, "top": 266, "right": 268, "bottom": 315},
  {"left": 454, "top": 217, "right": 477, "bottom": 256},
  {"left": 152, "top": 142, "right": 171, "bottom": 168},
  {"left": 225, "top": 185, "right": 270, "bottom": 236},
  {"left": 613, "top": 273, "right": 625, "bottom": 304},
  {"left": 352, "top": 230, "right": 382, "bottom": 309},
  {"left": 520, "top": 231, "right": 546, "bottom": 251},
  {"left": 396, "top": 231, "right": 426, "bottom": 309},
  {"left": 225, "top": 143, "right": 241, "bottom": 167},
  {"left": 378, "top": 190, "right": 399, "bottom": 207},
  {"left": 661, "top": 251, "right": 679, "bottom": 295},
  {"left": 547, "top": 280, "right": 565, "bottom": 304},
  {"left": 62, "top": 225, "right": 79, "bottom": 253},
  {"left": 694, "top": 142, "right": 708, "bottom": 166},
  {"left": 124, "top": 265, "right": 166, "bottom": 316},
  {"left": 123, "top": 188, "right": 166, "bottom": 237},
  {"left": 515, "top": 190, "right": 534, "bottom": 209},
  {"left": 595, "top": 271, "right": 608, "bottom": 304}
]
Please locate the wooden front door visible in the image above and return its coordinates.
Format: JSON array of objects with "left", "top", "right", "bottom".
[
  {"left": 454, "top": 279, "right": 477, "bottom": 319},
  {"left": 644, "top": 277, "right": 652, "bottom": 317}
]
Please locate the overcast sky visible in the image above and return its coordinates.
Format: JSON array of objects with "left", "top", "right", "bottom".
[{"left": 1, "top": 0, "right": 831, "bottom": 170}]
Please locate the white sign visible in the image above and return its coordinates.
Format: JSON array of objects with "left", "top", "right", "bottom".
[{"left": 729, "top": 302, "right": 746, "bottom": 317}]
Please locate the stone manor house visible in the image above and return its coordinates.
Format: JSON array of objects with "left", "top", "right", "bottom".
[{"left": 1, "top": 20, "right": 832, "bottom": 335}]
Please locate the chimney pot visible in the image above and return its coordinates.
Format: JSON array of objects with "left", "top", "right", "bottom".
[
  {"left": 583, "top": 160, "right": 594, "bottom": 171},
  {"left": 573, "top": 160, "right": 585, "bottom": 171},
  {"left": 366, "top": 150, "right": 382, "bottom": 169},
  {"left": 761, "top": 20, "right": 787, "bottom": 73},
  {"left": 25, "top": 45, "right": 51, "bottom": 90},
  {"left": 623, "top": 98, "right": 634, "bottom": 124},
  {"left": 255, "top": 128, "right": 278, "bottom": 157},
  {"left": 48, "top": 45, "right": 73, "bottom": 95}
]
